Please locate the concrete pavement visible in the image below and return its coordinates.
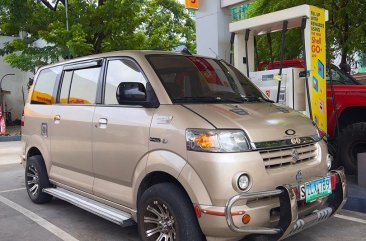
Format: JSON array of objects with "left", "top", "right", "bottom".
[
  {"left": 1, "top": 141, "right": 366, "bottom": 241},
  {"left": 0, "top": 141, "right": 21, "bottom": 165}
]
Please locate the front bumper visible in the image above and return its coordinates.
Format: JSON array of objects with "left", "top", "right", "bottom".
[{"left": 224, "top": 168, "right": 347, "bottom": 240}]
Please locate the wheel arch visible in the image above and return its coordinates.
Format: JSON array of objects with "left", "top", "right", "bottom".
[
  {"left": 136, "top": 171, "right": 190, "bottom": 207},
  {"left": 24, "top": 135, "right": 51, "bottom": 172},
  {"left": 338, "top": 106, "right": 366, "bottom": 131},
  {"left": 132, "top": 150, "right": 212, "bottom": 217},
  {"left": 27, "top": 146, "right": 42, "bottom": 158}
]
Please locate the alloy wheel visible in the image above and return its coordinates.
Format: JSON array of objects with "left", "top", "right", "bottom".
[
  {"left": 143, "top": 200, "right": 176, "bottom": 241},
  {"left": 26, "top": 164, "right": 40, "bottom": 197}
]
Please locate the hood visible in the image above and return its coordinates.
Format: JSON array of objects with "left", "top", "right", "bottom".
[{"left": 183, "top": 103, "right": 317, "bottom": 143}]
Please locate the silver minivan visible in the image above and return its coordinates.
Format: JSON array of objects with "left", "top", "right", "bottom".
[{"left": 22, "top": 51, "right": 346, "bottom": 241}]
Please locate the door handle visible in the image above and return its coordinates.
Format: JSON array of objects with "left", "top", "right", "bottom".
[
  {"left": 54, "top": 115, "right": 61, "bottom": 124},
  {"left": 96, "top": 118, "right": 108, "bottom": 129}
]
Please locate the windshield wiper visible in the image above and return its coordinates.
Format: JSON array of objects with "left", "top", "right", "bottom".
[
  {"left": 172, "top": 96, "right": 223, "bottom": 103},
  {"left": 173, "top": 95, "right": 273, "bottom": 104},
  {"left": 241, "top": 96, "right": 274, "bottom": 103},
  {"left": 218, "top": 97, "right": 246, "bottom": 103}
]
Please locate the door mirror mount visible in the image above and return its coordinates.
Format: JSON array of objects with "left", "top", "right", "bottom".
[{"left": 116, "top": 82, "right": 159, "bottom": 108}]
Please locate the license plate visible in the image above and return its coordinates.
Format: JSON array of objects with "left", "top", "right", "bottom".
[{"left": 300, "top": 176, "right": 332, "bottom": 203}]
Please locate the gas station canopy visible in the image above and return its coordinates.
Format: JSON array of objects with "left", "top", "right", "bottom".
[{"left": 229, "top": 4, "right": 329, "bottom": 35}]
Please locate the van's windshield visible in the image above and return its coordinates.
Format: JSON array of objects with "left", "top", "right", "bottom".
[{"left": 147, "top": 54, "right": 270, "bottom": 104}]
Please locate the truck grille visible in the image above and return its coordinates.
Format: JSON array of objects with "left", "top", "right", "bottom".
[{"left": 260, "top": 143, "right": 318, "bottom": 169}]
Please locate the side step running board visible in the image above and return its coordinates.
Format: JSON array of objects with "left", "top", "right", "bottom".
[{"left": 43, "top": 187, "right": 135, "bottom": 227}]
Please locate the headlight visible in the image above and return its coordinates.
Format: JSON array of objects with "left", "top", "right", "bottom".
[{"left": 186, "top": 129, "right": 250, "bottom": 152}]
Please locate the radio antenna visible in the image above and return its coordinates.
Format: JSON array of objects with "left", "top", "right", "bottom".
[{"left": 209, "top": 48, "right": 222, "bottom": 60}]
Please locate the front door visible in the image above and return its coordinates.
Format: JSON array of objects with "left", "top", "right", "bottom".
[{"left": 92, "top": 58, "right": 155, "bottom": 206}]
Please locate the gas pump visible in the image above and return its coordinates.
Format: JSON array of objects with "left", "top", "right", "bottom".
[{"left": 229, "top": 4, "right": 328, "bottom": 136}]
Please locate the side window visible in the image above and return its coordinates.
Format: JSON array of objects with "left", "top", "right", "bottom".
[
  {"left": 327, "top": 69, "right": 342, "bottom": 83},
  {"left": 59, "top": 67, "right": 100, "bottom": 104},
  {"left": 327, "top": 67, "right": 356, "bottom": 85},
  {"left": 104, "top": 59, "right": 147, "bottom": 105},
  {"left": 31, "top": 66, "right": 61, "bottom": 105},
  {"left": 59, "top": 71, "right": 73, "bottom": 104}
]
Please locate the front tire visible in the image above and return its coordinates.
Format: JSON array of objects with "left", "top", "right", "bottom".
[
  {"left": 338, "top": 123, "right": 366, "bottom": 174},
  {"left": 138, "top": 183, "right": 204, "bottom": 241},
  {"left": 25, "top": 155, "right": 53, "bottom": 204}
]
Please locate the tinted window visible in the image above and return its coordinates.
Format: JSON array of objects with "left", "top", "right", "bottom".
[
  {"left": 147, "top": 55, "right": 266, "bottom": 104},
  {"left": 327, "top": 66, "right": 358, "bottom": 85},
  {"left": 59, "top": 71, "right": 73, "bottom": 104},
  {"left": 59, "top": 67, "right": 100, "bottom": 104},
  {"left": 31, "top": 66, "right": 61, "bottom": 104},
  {"left": 104, "top": 59, "right": 146, "bottom": 105}
]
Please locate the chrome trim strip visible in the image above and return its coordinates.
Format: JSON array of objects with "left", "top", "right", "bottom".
[
  {"left": 251, "top": 135, "right": 320, "bottom": 150},
  {"left": 224, "top": 169, "right": 347, "bottom": 238},
  {"left": 224, "top": 189, "right": 283, "bottom": 234}
]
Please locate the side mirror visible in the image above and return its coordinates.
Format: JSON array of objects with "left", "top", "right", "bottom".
[{"left": 116, "top": 82, "right": 146, "bottom": 105}]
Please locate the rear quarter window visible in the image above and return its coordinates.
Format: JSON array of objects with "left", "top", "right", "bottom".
[
  {"left": 31, "top": 66, "right": 61, "bottom": 105},
  {"left": 59, "top": 67, "right": 100, "bottom": 105}
]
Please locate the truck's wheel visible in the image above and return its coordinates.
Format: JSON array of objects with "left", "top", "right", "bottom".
[
  {"left": 338, "top": 123, "right": 366, "bottom": 174},
  {"left": 25, "top": 155, "right": 53, "bottom": 204},
  {"left": 138, "top": 183, "right": 205, "bottom": 241}
]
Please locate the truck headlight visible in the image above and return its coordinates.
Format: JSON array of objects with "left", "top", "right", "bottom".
[{"left": 186, "top": 129, "right": 251, "bottom": 152}]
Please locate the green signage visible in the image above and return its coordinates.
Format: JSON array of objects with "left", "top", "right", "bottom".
[{"left": 230, "top": 4, "right": 251, "bottom": 22}]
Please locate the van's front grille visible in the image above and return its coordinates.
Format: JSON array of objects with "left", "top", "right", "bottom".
[{"left": 260, "top": 143, "right": 318, "bottom": 169}]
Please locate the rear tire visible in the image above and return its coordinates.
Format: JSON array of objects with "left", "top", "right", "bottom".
[
  {"left": 25, "top": 155, "right": 53, "bottom": 204},
  {"left": 338, "top": 123, "right": 366, "bottom": 174},
  {"left": 137, "top": 183, "right": 205, "bottom": 241}
]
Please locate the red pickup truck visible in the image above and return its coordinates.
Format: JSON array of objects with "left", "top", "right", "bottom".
[{"left": 259, "top": 60, "right": 366, "bottom": 174}]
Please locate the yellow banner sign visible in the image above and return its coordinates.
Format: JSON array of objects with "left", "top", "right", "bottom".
[
  {"left": 309, "top": 6, "right": 327, "bottom": 134},
  {"left": 185, "top": 0, "right": 199, "bottom": 9}
]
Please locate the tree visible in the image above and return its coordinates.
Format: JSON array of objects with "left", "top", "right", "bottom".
[
  {"left": 0, "top": 0, "right": 195, "bottom": 73},
  {"left": 248, "top": 0, "right": 366, "bottom": 70}
]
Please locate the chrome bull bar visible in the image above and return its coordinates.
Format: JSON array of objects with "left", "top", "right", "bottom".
[{"left": 224, "top": 168, "right": 347, "bottom": 239}]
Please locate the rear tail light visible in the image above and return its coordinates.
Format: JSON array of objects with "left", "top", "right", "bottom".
[
  {"left": 331, "top": 174, "right": 337, "bottom": 190},
  {"left": 21, "top": 111, "right": 24, "bottom": 127}
]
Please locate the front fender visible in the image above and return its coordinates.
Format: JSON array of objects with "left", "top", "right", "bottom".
[{"left": 132, "top": 150, "right": 212, "bottom": 213}]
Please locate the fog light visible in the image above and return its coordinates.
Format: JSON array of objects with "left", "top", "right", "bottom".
[
  {"left": 238, "top": 174, "right": 250, "bottom": 191},
  {"left": 326, "top": 154, "right": 333, "bottom": 171},
  {"left": 242, "top": 214, "right": 251, "bottom": 224}
]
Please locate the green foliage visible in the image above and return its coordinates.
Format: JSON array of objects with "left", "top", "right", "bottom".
[
  {"left": 0, "top": 0, "right": 195, "bottom": 72},
  {"left": 248, "top": 0, "right": 366, "bottom": 66},
  {"left": 143, "top": 0, "right": 196, "bottom": 51}
]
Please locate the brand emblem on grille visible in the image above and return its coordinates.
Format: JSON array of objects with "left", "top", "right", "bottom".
[
  {"left": 291, "top": 149, "right": 300, "bottom": 164},
  {"left": 285, "top": 129, "right": 296, "bottom": 135},
  {"left": 290, "top": 137, "right": 301, "bottom": 145},
  {"left": 296, "top": 170, "right": 303, "bottom": 182}
]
